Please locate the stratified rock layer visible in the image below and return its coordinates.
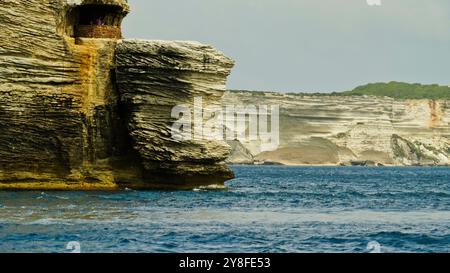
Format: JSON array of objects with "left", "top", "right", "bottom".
[
  {"left": 0, "top": 1, "right": 235, "bottom": 190},
  {"left": 0, "top": 0, "right": 126, "bottom": 190},
  {"left": 115, "top": 40, "right": 235, "bottom": 186},
  {"left": 224, "top": 91, "right": 450, "bottom": 166}
]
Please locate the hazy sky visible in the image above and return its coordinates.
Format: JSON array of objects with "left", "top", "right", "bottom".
[{"left": 122, "top": 0, "right": 450, "bottom": 92}]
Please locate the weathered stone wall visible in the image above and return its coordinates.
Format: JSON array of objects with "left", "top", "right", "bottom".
[{"left": 76, "top": 25, "right": 122, "bottom": 39}]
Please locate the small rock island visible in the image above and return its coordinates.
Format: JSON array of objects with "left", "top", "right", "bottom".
[{"left": 0, "top": 0, "right": 235, "bottom": 190}]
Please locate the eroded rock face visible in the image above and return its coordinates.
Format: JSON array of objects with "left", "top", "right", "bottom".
[
  {"left": 0, "top": 0, "right": 122, "bottom": 190},
  {"left": 115, "top": 40, "right": 235, "bottom": 186},
  {"left": 0, "top": 0, "right": 235, "bottom": 190},
  {"left": 223, "top": 91, "right": 450, "bottom": 166}
]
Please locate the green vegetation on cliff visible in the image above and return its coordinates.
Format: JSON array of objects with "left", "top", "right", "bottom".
[
  {"left": 231, "top": 82, "right": 450, "bottom": 99},
  {"left": 340, "top": 82, "right": 450, "bottom": 99}
]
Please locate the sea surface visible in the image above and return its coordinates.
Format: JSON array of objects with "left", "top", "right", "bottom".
[{"left": 1, "top": 166, "right": 450, "bottom": 253}]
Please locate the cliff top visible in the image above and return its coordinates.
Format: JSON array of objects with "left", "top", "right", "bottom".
[
  {"left": 231, "top": 82, "right": 450, "bottom": 100},
  {"left": 340, "top": 82, "right": 450, "bottom": 99}
]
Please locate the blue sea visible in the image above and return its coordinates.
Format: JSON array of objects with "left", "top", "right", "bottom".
[{"left": 0, "top": 166, "right": 450, "bottom": 253}]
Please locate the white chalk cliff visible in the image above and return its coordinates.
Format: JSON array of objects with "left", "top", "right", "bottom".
[{"left": 223, "top": 91, "right": 450, "bottom": 166}]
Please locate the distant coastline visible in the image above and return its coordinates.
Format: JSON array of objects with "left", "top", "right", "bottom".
[
  {"left": 230, "top": 81, "right": 450, "bottom": 99},
  {"left": 224, "top": 82, "right": 450, "bottom": 167}
]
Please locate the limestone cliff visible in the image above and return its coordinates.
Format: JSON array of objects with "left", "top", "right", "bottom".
[
  {"left": 115, "top": 40, "right": 234, "bottom": 185},
  {"left": 0, "top": 0, "right": 234, "bottom": 190},
  {"left": 223, "top": 91, "right": 450, "bottom": 166}
]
